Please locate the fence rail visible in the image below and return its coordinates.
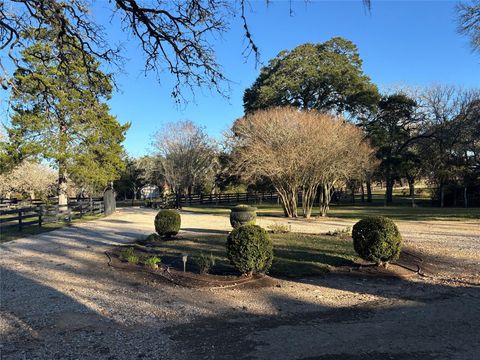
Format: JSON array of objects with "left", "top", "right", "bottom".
[
  {"left": 144, "top": 192, "right": 279, "bottom": 208},
  {"left": 0, "top": 199, "right": 104, "bottom": 231}
]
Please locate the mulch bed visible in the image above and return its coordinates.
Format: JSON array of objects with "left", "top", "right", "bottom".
[
  {"left": 105, "top": 250, "right": 272, "bottom": 288},
  {"left": 106, "top": 241, "right": 432, "bottom": 289}
]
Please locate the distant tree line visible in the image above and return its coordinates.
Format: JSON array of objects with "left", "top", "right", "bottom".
[{"left": 115, "top": 36, "right": 479, "bottom": 215}]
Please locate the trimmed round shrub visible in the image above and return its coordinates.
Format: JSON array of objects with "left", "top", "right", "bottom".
[
  {"left": 352, "top": 216, "right": 402, "bottom": 265},
  {"left": 226, "top": 225, "right": 273, "bottom": 275},
  {"left": 230, "top": 205, "right": 257, "bottom": 228},
  {"left": 154, "top": 210, "right": 181, "bottom": 238}
]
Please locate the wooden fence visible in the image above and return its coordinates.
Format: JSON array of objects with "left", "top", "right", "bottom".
[
  {"left": 145, "top": 192, "right": 279, "bottom": 208},
  {"left": 0, "top": 199, "right": 104, "bottom": 231}
]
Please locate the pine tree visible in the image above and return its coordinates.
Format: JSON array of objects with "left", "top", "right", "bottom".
[{"left": 7, "top": 27, "right": 129, "bottom": 206}]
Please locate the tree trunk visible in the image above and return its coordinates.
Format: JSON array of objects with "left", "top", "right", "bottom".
[
  {"left": 385, "top": 177, "right": 394, "bottom": 204},
  {"left": 350, "top": 184, "right": 355, "bottom": 204},
  {"left": 360, "top": 183, "right": 365, "bottom": 203},
  {"left": 464, "top": 186, "right": 468, "bottom": 208},
  {"left": 453, "top": 186, "right": 457, "bottom": 207},
  {"left": 408, "top": 177, "right": 416, "bottom": 207},
  {"left": 302, "top": 184, "right": 318, "bottom": 219},
  {"left": 366, "top": 180, "right": 372, "bottom": 203},
  {"left": 319, "top": 183, "right": 332, "bottom": 217},
  {"left": 57, "top": 123, "right": 68, "bottom": 211},
  {"left": 277, "top": 188, "right": 298, "bottom": 218},
  {"left": 58, "top": 166, "right": 68, "bottom": 211},
  {"left": 440, "top": 183, "right": 445, "bottom": 208}
]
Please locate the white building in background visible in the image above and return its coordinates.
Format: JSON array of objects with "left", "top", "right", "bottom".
[{"left": 140, "top": 185, "right": 160, "bottom": 199}]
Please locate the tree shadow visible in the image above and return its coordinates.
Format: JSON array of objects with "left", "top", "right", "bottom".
[
  {"left": 181, "top": 227, "right": 229, "bottom": 235},
  {"left": 163, "top": 273, "right": 480, "bottom": 359},
  {"left": 2, "top": 208, "right": 479, "bottom": 359}
]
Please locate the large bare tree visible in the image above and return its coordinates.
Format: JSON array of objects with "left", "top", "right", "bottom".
[
  {"left": 153, "top": 121, "right": 217, "bottom": 199},
  {"left": 0, "top": 0, "right": 370, "bottom": 100},
  {"left": 457, "top": 0, "right": 480, "bottom": 53},
  {"left": 0, "top": 161, "right": 57, "bottom": 199},
  {"left": 232, "top": 107, "right": 376, "bottom": 218}
]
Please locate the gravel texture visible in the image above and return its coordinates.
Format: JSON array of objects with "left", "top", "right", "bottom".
[{"left": 1, "top": 207, "right": 479, "bottom": 359}]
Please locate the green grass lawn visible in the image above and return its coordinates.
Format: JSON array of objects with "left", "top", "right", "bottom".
[
  {"left": 183, "top": 201, "right": 480, "bottom": 221},
  {"left": 134, "top": 232, "right": 357, "bottom": 278},
  {"left": 0, "top": 214, "right": 104, "bottom": 243}
]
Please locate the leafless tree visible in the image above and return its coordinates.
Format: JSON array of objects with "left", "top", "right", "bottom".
[
  {"left": 0, "top": 161, "right": 57, "bottom": 199},
  {"left": 457, "top": 0, "right": 480, "bottom": 53},
  {"left": 232, "top": 107, "right": 376, "bottom": 218},
  {"left": 0, "top": 0, "right": 370, "bottom": 99},
  {"left": 152, "top": 120, "right": 217, "bottom": 197},
  {"left": 417, "top": 85, "right": 480, "bottom": 207}
]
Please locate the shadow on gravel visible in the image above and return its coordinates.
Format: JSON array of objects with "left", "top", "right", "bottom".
[
  {"left": 0, "top": 268, "right": 118, "bottom": 358},
  {"left": 165, "top": 274, "right": 480, "bottom": 359},
  {"left": 2, "top": 212, "right": 479, "bottom": 359}
]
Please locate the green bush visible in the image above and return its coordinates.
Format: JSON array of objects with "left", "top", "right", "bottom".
[
  {"left": 352, "top": 216, "right": 402, "bottom": 265},
  {"left": 154, "top": 210, "right": 181, "bottom": 238},
  {"left": 226, "top": 225, "right": 273, "bottom": 275},
  {"left": 126, "top": 255, "right": 139, "bottom": 264},
  {"left": 119, "top": 247, "right": 135, "bottom": 261},
  {"left": 195, "top": 253, "right": 216, "bottom": 274},
  {"left": 230, "top": 205, "right": 257, "bottom": 228},
  {"left": 145, "top": 233, "right": 162, "bottom": 242},
  {"left": 144, "top": 256, "right": 161, "bottom": 269}
]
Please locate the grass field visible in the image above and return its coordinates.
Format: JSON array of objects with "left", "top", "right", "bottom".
[
  {"left": 183, "top": 201, "right": 480, "bottom": 221},
  {"left": 133, "top": 231, "right": 356, "bottom": 278}
]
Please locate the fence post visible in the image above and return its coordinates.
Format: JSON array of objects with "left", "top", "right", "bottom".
[{"left": 18, "top": 209, "right": 23, "bottom": 231}]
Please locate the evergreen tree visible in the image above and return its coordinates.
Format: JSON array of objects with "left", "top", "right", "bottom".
[
  {"left": 7, "top": 27, "right": 129, "bottom": 205},
  {"left": 243, "top": 37, "right": 379, "bottom": 117}
]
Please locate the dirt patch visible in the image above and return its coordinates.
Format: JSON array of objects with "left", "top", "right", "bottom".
[{"left": 106, "top": 250, "right": 272, "bottom": 289}]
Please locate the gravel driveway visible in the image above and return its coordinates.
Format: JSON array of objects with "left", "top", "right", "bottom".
[{"left": 1, "top": 207, "right": 479, "bottom": 359}]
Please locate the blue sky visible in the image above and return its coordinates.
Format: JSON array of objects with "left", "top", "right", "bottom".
[
  {"left": 2, "top": 1, "right": 479, "bottom": 157},
  {"left": 107, "top": 0, "right": 479, "bottom": 157}
]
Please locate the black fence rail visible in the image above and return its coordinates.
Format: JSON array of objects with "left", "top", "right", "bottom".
[
  {"left": 0, "top": 199, "right": 104, "bottom": 231},
  {"left": 144, "top": 192, "right": 279, "bottom": 208}
]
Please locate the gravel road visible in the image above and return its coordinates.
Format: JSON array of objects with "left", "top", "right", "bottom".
[{"left": 1, "top": 207, "right": 479, "bottom": 359}]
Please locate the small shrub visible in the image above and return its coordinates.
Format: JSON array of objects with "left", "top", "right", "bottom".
[
  {"left": 226, "top": 225, "right": 273, "bottom": 275},
  {"left": 352, "top": 216, "right": 402, "bottom": 265},
  {"left": 230, "top": 205, "right": 257, "bottom": 228},
  {"left": 144, "top": 256, "right": 161, "bottom": 270},
  {"left": 145, "top": 233, "right": 162, "bottom": 242},
  {"left": 195, "top": 253, "right": 216, "bottom": 274},
  {"left": 267, "top": 223, "right": 291, "bottom": 234},
  {"left": 119, "top": 247, "right": 135, "bottom": 261},
  {"left": 126, "top": 255, "right": 139, "bottom": 264},
  {"left": 154, "top": 210, "right": 181, "bottom": 238},
  {"left": 326, "top": 226, "right": 351, "bottom": 237}
]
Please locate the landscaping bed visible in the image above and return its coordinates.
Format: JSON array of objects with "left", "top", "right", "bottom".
[{"left": 107, "top": 229, "right": 426, "bottom": 286}]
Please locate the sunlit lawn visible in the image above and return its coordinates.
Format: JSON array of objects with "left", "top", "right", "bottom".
[
  {"left": 182, "top": 192, "right": 480, "bottom": 221},
  {"left": 138, "top": 232, "right": 357, "bottom": 278}
]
